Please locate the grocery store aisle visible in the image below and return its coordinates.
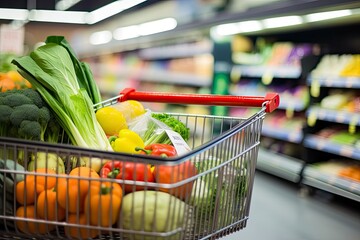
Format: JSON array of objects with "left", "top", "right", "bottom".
[{"left": 222, "top": 171, "right": 360, "bottom": 240}]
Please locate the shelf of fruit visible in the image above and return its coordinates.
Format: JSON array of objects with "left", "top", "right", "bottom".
[
  {"left": 307, "top": 106, "right": 360, "bottom": 126},
  {"left": 257, "top": 147, "right": 304, "bottom": 183},
  {"left": 230, "top": 84, "right": 309, "bottom": 112},
  {"left": 262, "top": 120, "right": 303, "bottom": 143},
  {"left": 307, "top": 75, "right": 360, "bottom": 89},
  {"left": 308, "top": 54, "right": 360, "bottom": 89},
  {"left": 138, "top": 40, "right": 212, "bottom": 60},
  {"left": 304, "top": 134, "right": 360, "bottom": 161},
  {"left": 232, "top": 64, "right": 302, "bottom": 79},
  {"left": 302, "top": 161, "right": 360, "bottom": 201}
]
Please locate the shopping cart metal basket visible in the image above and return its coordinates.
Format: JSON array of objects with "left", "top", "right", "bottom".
[{"left": 0, "top": 88, "right": 279, "bottom": 240}]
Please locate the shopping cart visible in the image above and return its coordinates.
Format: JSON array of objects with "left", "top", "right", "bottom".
[{"left": 0, "top": 88, "right": 279, "bottom": 240}]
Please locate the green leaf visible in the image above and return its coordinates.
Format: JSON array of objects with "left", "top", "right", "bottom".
[{"left": 45, "top": 36, "right": 102, "bottom": 104}]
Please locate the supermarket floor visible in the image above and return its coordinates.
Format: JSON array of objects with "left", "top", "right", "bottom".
[{"left": 221, "top": 171, "right": 360, "bottom": 240}]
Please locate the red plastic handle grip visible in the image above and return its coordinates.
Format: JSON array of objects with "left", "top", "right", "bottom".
[{"left": 118, "top": 88, "right": 279, "bottom": 113}]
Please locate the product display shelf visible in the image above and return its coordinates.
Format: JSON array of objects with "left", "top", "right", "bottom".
[
  {"left": 229, "top": 57, "right": 309, "bottom": 181},
  {"left": 132, "top": 68, "right": 212, "bottom": 87},
  {"left": 232, "top": 64, "right": 302, "bottom": 79},
  {"left": 307, "top": 106, "right": 360, "bottom": 126},
  {"left": 302, "top": 166, "right": 360, "bottom": 202},
  {"left": 304, "top": 134, "right": 360, "bottom": 160},
  {"left": 261, "top": 122, "right": 303, "bottom": 144},
  {"left": 256, "top": 147, "right": 304, "bottom": 183},
  {"left": 138, "top": 40, "right": 212, "bottom": 60},
  {"left": 307, "top": 75, "right": 360, "bottom": 89}
]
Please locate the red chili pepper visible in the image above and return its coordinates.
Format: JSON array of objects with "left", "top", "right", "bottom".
[{"left": 136, "top": 144, "right": 177, "bottom": 158}]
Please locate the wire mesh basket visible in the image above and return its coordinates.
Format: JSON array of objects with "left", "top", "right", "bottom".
[{"left": 0, "top": 88, "right": 279, "bottom": 240}]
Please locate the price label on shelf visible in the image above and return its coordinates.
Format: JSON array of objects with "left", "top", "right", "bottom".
[
  {"left": 339, "top": 146, "right": 353, "bottom": 158},
  {"left": 310, "top": 78, "right": 320, "bottom": 97},
  {"left": 286, "top": 101, "right": 295, "bottom": 119},
  {"left": 261, "top": 70, "right": 274, "bottom": 85},
  {"left": 348, "top": 116, "right": 358, "bottom": 134},
  {"left": 307, "top": 110, "right": 318, "bottom": 127}
]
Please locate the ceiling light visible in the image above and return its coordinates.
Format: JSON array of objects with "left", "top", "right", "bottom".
[
  {"left": 89, "top": 31, "right": 112, "bottom": 45},
  {"left": 0, "top": 8, "right": 29, "bottom": 21},
  {"left": 113, "top": 18, "right": 177, "bottom": 41},
  {"left": 213, "top": 23, "right": 239, "bottom": 36},
  {"left": 212, "top": 20, "right": 263, "bottom": 37},
  {"left": 56, "top": 0, "right": 82, "bottom": 11},
  {"left": 113, "top": 25, "right": 140, "bottom": 40},
  {"left": 238, "top": 20, "right": 263, "bottom": 32},
  {"left": 29, "top": 10, "right": 87, "bottom": 24},
  {"left": 139, "top": 18, "right": 177, "bottom": 36},
  {"left": 262, "top": 15, "right": 303, "bottom": 28},
  {"left": 305, "top": 9, "right": 352, "bottom": 22},
  {"left": 86, "top": 0, "right": 148, "bottom": 24}
]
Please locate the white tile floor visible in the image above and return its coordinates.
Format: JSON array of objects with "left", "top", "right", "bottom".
[{"left": 221, "top": 171, "right": 360, "bottom": 240}]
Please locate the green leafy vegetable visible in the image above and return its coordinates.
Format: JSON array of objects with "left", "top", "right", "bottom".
[
  {"left": 11, "top": 37, "right": 112, "bottom": 171},
  {"left": 45, "top": 36, "right": 102, "bottom": 105},
  {"left": 143, "top": 113, "right": 190, "bottom": 145}
]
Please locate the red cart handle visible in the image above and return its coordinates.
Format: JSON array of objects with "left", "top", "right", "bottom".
[{"left": 118, "top": 88, "right": 279, "bottom": 113}]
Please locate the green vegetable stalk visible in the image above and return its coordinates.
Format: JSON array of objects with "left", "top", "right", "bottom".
[
  {"left": 12, "top": 36, "right": 112, "bottom": 171},
  {"left": 143, "top": 113, "right": 190, "bottom": 146}
]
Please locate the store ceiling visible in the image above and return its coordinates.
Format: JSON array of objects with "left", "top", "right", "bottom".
[
  {"left": 0, "top": 0, "right": 157, "bottom": 12},
  {"left": 0, "top": 0, "right": 159, "bottom": 24}
]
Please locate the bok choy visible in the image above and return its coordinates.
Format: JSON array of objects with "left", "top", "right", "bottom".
[{"left": 12, "top": 36, "right": 112, "bottom": 171}]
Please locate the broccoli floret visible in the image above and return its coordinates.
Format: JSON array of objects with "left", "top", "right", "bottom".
[
  {"left": 0, "top": 89, "right": 61, "bottom": 142},
  {"left": 0, "top": 105, "right": 13, "bottom": 136},
  {"left": 10, "top": 104, "right": 40, "bottom": 126},
  {"left": 18, "top": 120, "right": 41, "bottom": 141},
  {"left": 3, "top": 92, "right": 33, "bottom": 108},
  {"left": 21, "top": 88, "right": 43, "bottom": 108}
]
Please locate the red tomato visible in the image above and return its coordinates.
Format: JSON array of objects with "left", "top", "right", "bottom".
[
  {"left": 154, "top": 160, "right": 197, "bottom": 200},
  {"left": 116, "top": 162, "right": 155, "bottom": 193}
]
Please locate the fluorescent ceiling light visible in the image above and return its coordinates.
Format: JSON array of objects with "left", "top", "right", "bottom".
[
  {"left": 90, "top": 30, "right": 112, "bottom": 45},
  {"left": 238, "top": 20, "right": 263, "bottom": 32},
  {"left": 305, "top": 9, "right": 352, "bottom": 22},
  {"left": 0, "top": 8, "right": 29, "bottom": 21},
  {"left": 29, "top": 10, "right": 87, "bottom": 24},
  {"left": 113, "top": 18, "right": 177, "bottom": 41},
  {"left": 56, "top": 0, "right": 82, "bottom": 11},
  {"left": 86, "top": 0, "right": 148, "bottom": 24},
  {"left": 213, "top": 20, "right": 262, "bottom": 36},
  {"left": 139, "top": 18, "right": 177, "bottom": 36},
  {"left": 113, "top": 25, "right": 140, "bottom": 40},
  {"left": 263, "top": 15, "right": 303, "bottom": 28},
  {"left": 213, "top": 23, "right": 239, "bottom": 36}
]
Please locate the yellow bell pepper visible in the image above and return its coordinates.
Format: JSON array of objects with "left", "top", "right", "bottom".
[{"left": 110, "top": 129, "right": 145, "bottom": 154}]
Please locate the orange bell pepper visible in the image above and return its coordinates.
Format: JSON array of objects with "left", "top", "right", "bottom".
[
  {"left": 84, "top": 181, "right": 123, "bottom": 227},
  {"left": 65, "top": 213, "right": 99, "bottom": 239},
  {"left": 56, "top": 167, "right": 100, "bottom": 213},
  {"left": 36, "top": 188, "right": 66, "bottom": 221},
  {"left": 16, "top": 205, "right": 54, "bottom": 234},
  {"left": 15, "top": 168, "right": 57, "bottom": 205}
]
